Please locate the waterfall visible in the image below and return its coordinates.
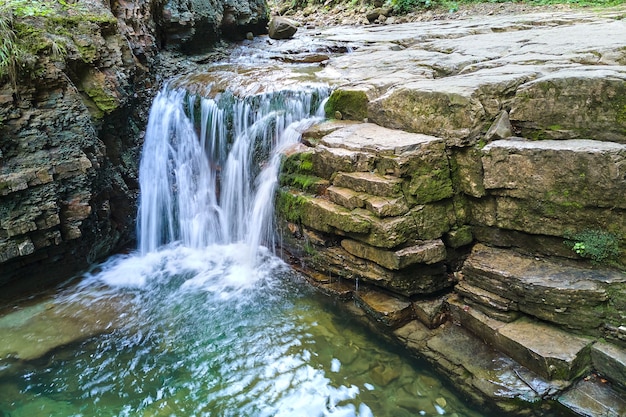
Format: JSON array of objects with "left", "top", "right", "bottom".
[{"left": 137, "top": 85, "right": 329, "bottom": 258}]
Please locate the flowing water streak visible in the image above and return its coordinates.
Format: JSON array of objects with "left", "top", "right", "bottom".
[{"left": 138, "top": 85, "right": 329, "bottom": 259}]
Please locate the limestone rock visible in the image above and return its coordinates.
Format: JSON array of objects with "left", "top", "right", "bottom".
[
  {"left": 461, "top": 245, "right": 626, "bottom": 333},
  {"left": 354, "top": 288, "right": 413, "bottom": 328},
  {"left": 412, "top": 297, "right": 447, "bottom": 329},
  {"left": 482, "top": 139, "right": 626, "bottom": 209},
  {"left": 341, "top": 238, "right": 446, "bottom": 270},
  {"left": 591, "top": 341, "right": 626, "bottom": 389},
  {"left": 448, "top": 297, "right": 593, "bottom": 381},
  {"left": 484, "top": 110, "right": 512, "bottom": 141},
  {"left": 509, "top": 68, "right": 626, "bottom": 143},
  {"left": 333, "top": 172, "right": 402, "bottom": 197},
  {"left": 268, "top": 16, "right": 298, "bottom": 40},
  {"left": 559, "top": 375, "right": 626, "bottom": 417}
]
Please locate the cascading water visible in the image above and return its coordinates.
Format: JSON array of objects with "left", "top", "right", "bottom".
[
  {"left": 0, "top": 52, "right": 490, "bottom": 417},
  {"left": 138, "top": 85, "right": 328, "bottom": 259}
]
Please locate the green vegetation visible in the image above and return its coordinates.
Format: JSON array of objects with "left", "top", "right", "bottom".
[
  {"left": 324, "top": 89, "right": 368, "bottom": 121},
  {"left": 0, "top": 0, "right": 116, "bottom": 88},
  {"left": 0, "top": 7, "right": 20, "bottom": 89},
  {"left": 565, "top": 229, "right": 621, "bottom": 264},
  {"left": 276, "top": 0, "right": 624, "bottom": 15},
  {"left": 276, "top": 189, "right": 308, "bottom": 223},
  {"left": 393, "top": 0, "right": 625, "bottom": 13}
]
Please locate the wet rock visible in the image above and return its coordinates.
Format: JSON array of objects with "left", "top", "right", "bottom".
[
  {"left": 300, "top": 242, "right": 452, "bottom": 297},
  {"left": 269, "top": 16, "right": 298, "bottom": 40},
  {"left": 370, "top": 363, "right": 401, "bottom": 386},
  {"left": 354, "top": 288, "right": 413, "bottom": 328},
  {"left": 0, "top": 293, "right": 131, "bottom": 362},
  {"left": 448, "top": 297, "right": 594, "bottom": 381},
  {"left": 558, "top": 375, "right": 626, "bottom": 417},
  {"left": 412, "top": 297, "right": 447, "bottom": 329},
  {"left": 591, "top": 341, "right": 626, "bottom": 389}
]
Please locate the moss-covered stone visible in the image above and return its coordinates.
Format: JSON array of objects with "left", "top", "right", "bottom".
[{"left": 324, "top": 88, "right": 368, "bottom": 121}]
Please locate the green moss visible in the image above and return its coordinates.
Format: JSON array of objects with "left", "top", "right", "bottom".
[
  {"left": 282, "top": 151, "right": 314, "bottom": 174},
  {"left": 324, "top": 89, "right": 368, "bottom": 121},
  {"left": 84, "top": 86, "right": 119, "bottom": 116},
  {"left": 280, "top": 173, "right": 327, "bottom": 193},
  {"left": 276, "top": 189, "right": 308, "bottom": 224},
  {"left": 405, "top": 166, "right": 453, "bottom": 204}
]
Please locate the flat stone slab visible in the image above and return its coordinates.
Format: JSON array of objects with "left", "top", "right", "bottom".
[
  {"left": 559, "top": 375, "right": 626, "bottom": 417},
  {"left": 394, "top": 320, "right": 569, "bottom": 411},
  {"left": 462, "top": 244, "right": 626, "bottom": 332},
  {"left": 333, "top": 171, "right": 403, "bottom": 197},
  {"left": 591, "top": 341, "right": 626, "bottom": 389},
  {"left": 320, "top": 122, "right": 444, "bottom": 155},
  {"left": 0, "top": 293, "right": 130, "bottom": 362},
  {"left": 341, "top": 238, "right": 446, "bottom": 270},
  {"left": 448, "top": 297, "right": 593, "bottom": 381},
  {"left": 482, "top": 139, "right": 626, "bottom": 209},
  {"left": 354, "top": 288, "right": 413, "bottom": 328}
]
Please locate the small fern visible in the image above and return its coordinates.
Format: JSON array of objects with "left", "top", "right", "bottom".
[{"left": 565, "top": 229, "right": 620, "bottom": 264}]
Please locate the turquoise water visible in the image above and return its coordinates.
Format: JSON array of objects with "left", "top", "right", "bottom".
[{"left": 0, "top": 244, "right": 485, "bottom": 417}]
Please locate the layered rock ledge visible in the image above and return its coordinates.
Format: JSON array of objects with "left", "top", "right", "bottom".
[{"left": 276, "top": 7, "right": 626, "bottom": 416}]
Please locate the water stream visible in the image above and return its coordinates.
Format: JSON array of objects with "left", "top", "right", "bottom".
[{"left": 0, "top": 60, "right": 489, "bottom": 416}]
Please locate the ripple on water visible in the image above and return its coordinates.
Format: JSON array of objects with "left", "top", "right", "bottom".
[{"left": 0, "top": 245, "right": 486, "bottom": 417}]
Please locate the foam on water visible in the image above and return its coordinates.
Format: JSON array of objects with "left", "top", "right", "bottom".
[{"left": 137, "top": 84, "right": 329, "bottom": 261}]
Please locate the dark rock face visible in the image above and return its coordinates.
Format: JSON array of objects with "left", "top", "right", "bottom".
[
  {"left": 0, "top": 3, "right": 149, "bottom": 294},
  {"left": 156, "top": 0, "right": 269, "bottom": 50},
  {"left": 0, "top": 0, "right": 270, "bottom": 295}
]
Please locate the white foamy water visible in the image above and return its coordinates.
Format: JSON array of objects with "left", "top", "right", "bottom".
[{"left": 137, "top": 85, "right": 329, "bottom": 260}]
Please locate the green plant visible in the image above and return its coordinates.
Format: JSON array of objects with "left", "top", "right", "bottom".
[
  {"left": 391, "top": 0, "right": 434, "bottom": 14},
  {"left": 0, "top": 7, "right": 20, "bottom": 89},
  {"left": 565, "top": 229, "right": 620, "bottom": 264}
]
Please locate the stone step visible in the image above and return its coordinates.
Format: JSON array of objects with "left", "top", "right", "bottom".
[
  {"left": 327, "top": 185, "right": 409, "bottom": 217},
  {"left": 341, "top": 238, "right": 446, "bottom": 270},
  {"left": 461, "top": 244, "right": 626, "bottom": 334},
  {"left": 448, "top": 296, "right": 594, "bottom": 381},
  {"left": 333, "top": 171, "right": 403, "bottom": 198},
  {"left": 412, "top": 296, "right": 447, "bottom": 329},
  {"left": 591, "top": 341, "right": 626, "bottom": 390},
  {"left": 319, "top": 122, "right": 443, "bottom": 156},
  {"left": 354, "top": 288, "right": 414, "bottom": 328},
  {"left": 394, "top": 319, "right": 570, "bottom": 413},
  {"left": 482, "top": 138, "right": 626, "bottom": 210},
  {"left": 558, "top": 374, "right": 626, "bottom": 417},
  {"left": 298, "top": 194, "right": 371, "bottom": 234},
  {"left": 304, "top": 242, "right": 451, "bottom": 297},
  {"left": 455, "top": 281, "right": 520, "bottom": 322},
  {"left": 312, "top": 144, "right": 377, "bottom": 179}
]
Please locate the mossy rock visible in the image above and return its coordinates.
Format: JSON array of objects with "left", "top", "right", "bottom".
[{"left": 324, "top": 89, "right": 368, "bottom": 121}]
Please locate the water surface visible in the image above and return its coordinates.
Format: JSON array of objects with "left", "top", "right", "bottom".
[{"left": 0, "top": 245, "right": 484, "bottom": 417}]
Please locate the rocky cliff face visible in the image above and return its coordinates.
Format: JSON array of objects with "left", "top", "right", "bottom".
[{"left": 0, "top": 0, "right": 269, "bottom": 293}]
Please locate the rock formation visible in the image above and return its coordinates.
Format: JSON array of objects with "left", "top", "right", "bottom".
[
  {"left": 275, "top": 7, "right": 626, "bottom": 416},
  {"left": 0, "top": 0, "right": 269, "bottom": 293}
]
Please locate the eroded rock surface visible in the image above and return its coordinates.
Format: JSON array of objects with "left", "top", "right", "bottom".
[{"left": 275, "top": 6, "right": 626, "bottom": 416}]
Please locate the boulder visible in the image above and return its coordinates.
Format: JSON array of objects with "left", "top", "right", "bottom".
[{"left": 268, "top": 16, "right": 298, "bottom": 40}]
